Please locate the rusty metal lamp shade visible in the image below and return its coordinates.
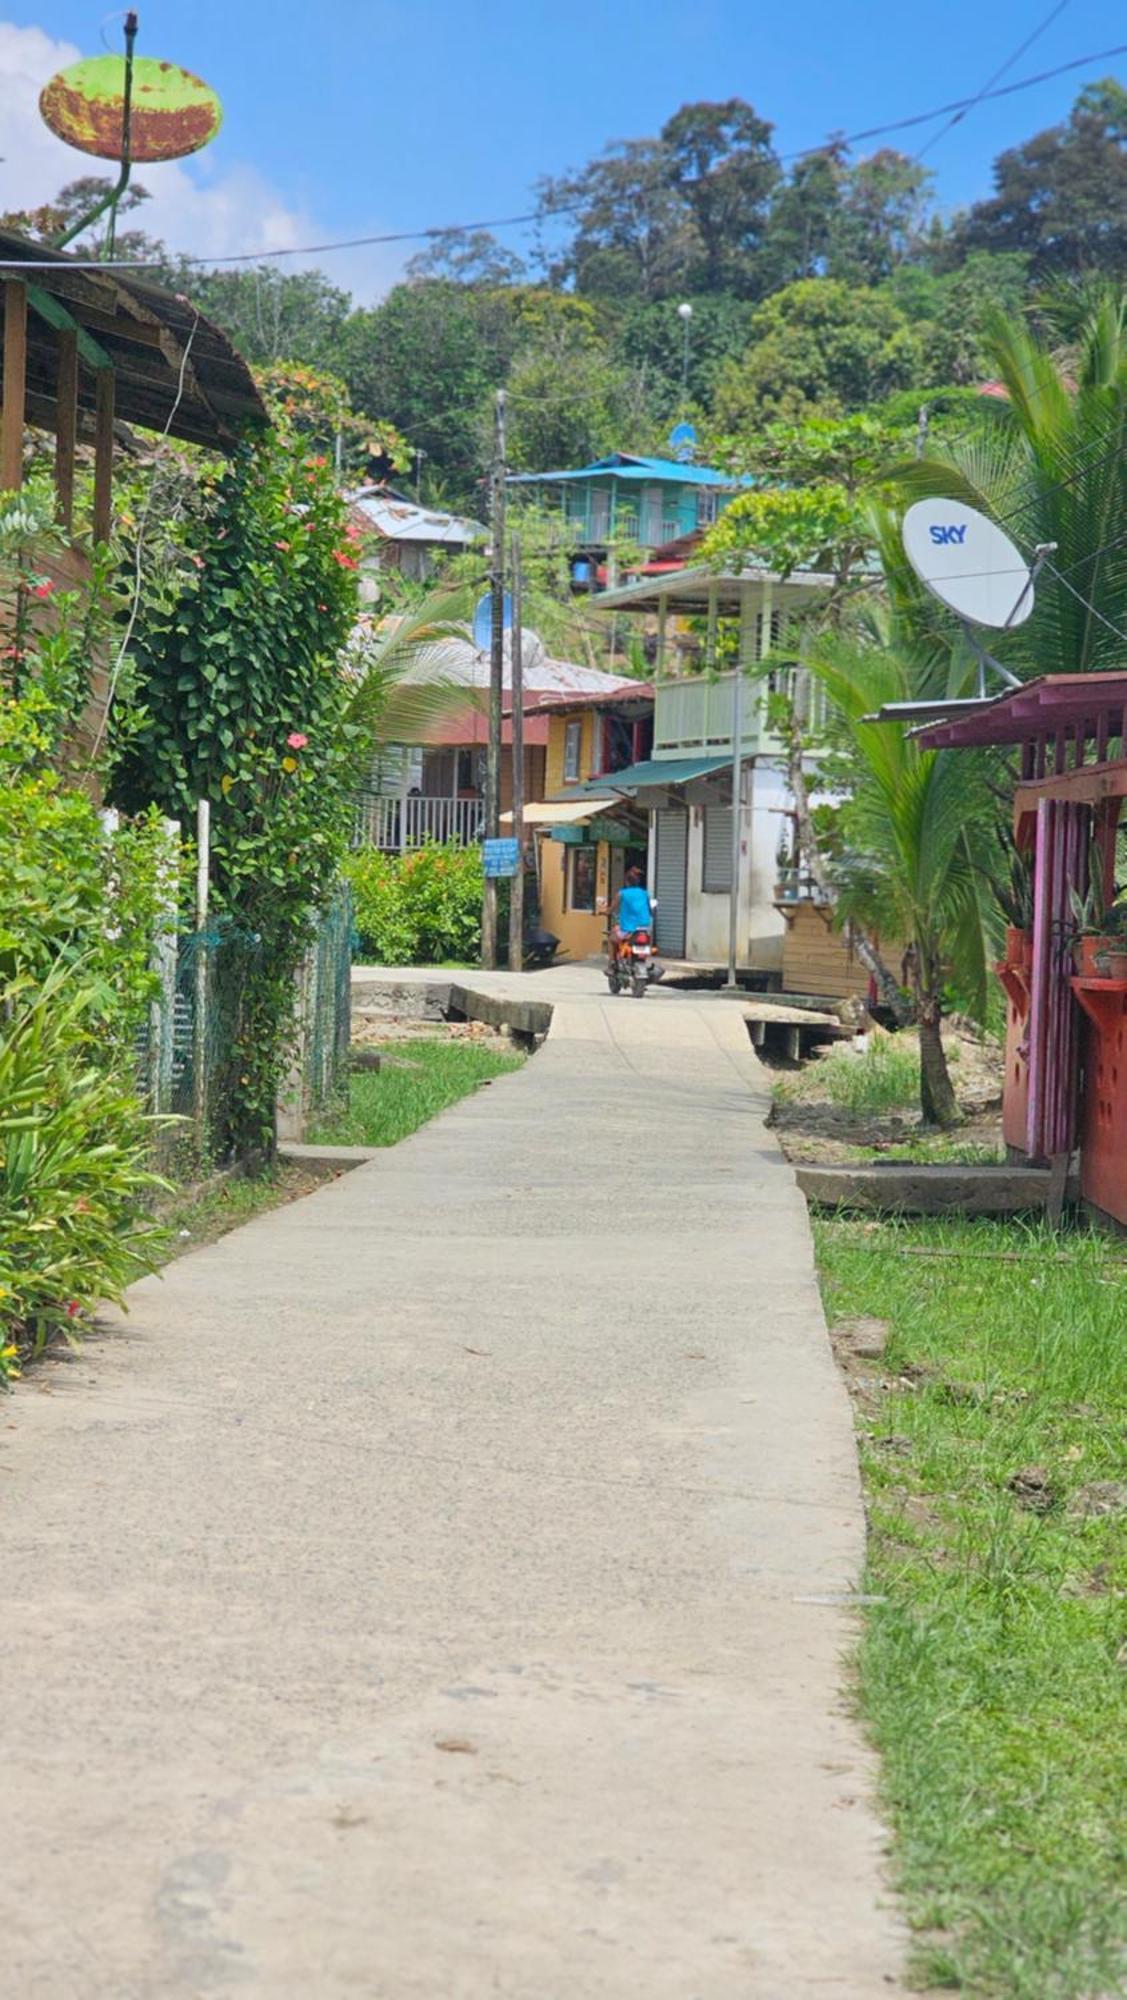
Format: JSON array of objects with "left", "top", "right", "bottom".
[{"left": 40, "top": 54, "right": 222, "bottom": 163}]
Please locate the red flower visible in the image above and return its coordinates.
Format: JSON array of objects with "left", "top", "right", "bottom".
[
  {"left": 274, "top": 539, "right": 291, "bottom": 552},
  {"left": 33, "top": 579, "right": 54, "bottom": 599},
  {"left": 331, "top": 550, "right": 359, "bottom": 570},
  {"left": 286, "top": 732, "right": 308, "bottom": 750},
  {"left": 66, "top": 1301, "right": 81, "bottom": 1318},
  {"left": 317, "top": 602, "right": 328, "bottom": 612}
]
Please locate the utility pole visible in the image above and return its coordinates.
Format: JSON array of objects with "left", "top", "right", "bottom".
[
  {"left": 508, "top": 532, "right": 525, "bottom": 971},
  {"left": 916, "top": 404, "right": 930, "bottom": 459},
  {"left": 481, "top": 388, "right": 506, "bottom": 968}
]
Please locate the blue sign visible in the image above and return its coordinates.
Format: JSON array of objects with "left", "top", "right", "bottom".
[
  {"left": 472, "top": 592, "right": 512, "bottom": 651},
  {"left": 483, "top": 837, "right": 521, "bottom": 878}
]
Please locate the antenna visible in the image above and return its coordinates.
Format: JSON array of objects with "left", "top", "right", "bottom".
[
  {"left": 40, "top": 14, "right": 223, "bottom": 257},
  {"left": 901, "top": 498, "right": 1050, "bottom": 696}
]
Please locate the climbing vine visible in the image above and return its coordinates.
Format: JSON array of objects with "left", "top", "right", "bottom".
[{"left": 112, "top": 428, "right": 361, "bottom": 1161}]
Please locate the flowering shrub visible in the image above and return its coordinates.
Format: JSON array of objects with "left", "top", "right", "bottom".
[{"left": 347, "top": 843, "right": 484, "bottom": 965}]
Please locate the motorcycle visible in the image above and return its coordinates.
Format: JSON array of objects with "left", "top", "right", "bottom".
[{"left": 606, "top": 925, "right": 656, "bottom": 998}]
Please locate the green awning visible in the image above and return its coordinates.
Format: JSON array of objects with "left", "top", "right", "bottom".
[{"left": 574, "top": 755, "right": 731, "bottom": 795}]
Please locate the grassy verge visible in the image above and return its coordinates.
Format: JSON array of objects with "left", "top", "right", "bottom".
[
  {"left": 815, "top": 1214, "right": 1127, "bottom": 1998},
  {"left": 158, "top": 1162, "right": 335, "bottom": 1262},
  {"left": 308, "top": 1037, "right": 524, "bottom": 1148}
]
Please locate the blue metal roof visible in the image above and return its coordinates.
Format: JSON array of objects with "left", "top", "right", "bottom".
[{"left": 509, "top": 452, "right": 750, "bottom": 490}]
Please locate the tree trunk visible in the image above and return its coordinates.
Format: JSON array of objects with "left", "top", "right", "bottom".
[
  {"left": 780, "top": 699, "right": 912, "bottom": 1025},
  {"left": 917, "top": 1004, "right": 961, "bottom": 1128}
]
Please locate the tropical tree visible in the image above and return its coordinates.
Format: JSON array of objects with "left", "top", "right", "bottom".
[{"left": 804, "top": 589, "right": 995, "bottom": 1126}]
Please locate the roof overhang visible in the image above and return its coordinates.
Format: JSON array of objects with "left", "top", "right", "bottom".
[
  {"left": 500, "top": 797, "right": 621, "bottom": 828},
  {"left": 0, "top": 229, "right": 266, "bottom": 450},
  {"left": 908, "top": 673, "right": 1127, "bottom": 750},
  {"left": 572, "top": 753, "right": 732, "bottom": 797},
  {"left": 590, "top": 565, "right": 835, "bottom": 616}
]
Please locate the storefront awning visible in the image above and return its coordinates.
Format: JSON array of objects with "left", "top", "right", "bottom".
[
  {"left": 500, "top": 797, "right": 619, "bottom": 827},
  {"left": 573, "top": 755, "right": 731, "bottom": 794}
]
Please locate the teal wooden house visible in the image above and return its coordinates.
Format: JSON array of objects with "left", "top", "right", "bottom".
[{"left": 508, "top": 452, "right": 749, "bottom": 585}]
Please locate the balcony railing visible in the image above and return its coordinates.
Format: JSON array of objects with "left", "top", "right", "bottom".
[{"left": 354, "top": 795, "right": 485, "bottom": 851}]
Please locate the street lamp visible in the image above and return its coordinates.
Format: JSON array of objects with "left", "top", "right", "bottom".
[{"left": 677, "top": 301, "right": 693, "bottom": 405}]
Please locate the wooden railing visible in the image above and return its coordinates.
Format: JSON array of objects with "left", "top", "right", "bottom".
[{"left": 354, "top": 795, "right": 485, "bottom": 851}]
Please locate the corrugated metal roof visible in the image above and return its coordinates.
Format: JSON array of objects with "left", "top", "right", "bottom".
[
  {"left": 509, "top": 452, "right": 750, "bottom": 489},
  {"left": 390, "top": 626, "right": 642, "bottom": 702},
  {"left": 573, "top": 754, "right": 732, "bottom": 793},
  {"left": 347, "top": 486, "right": 485, "bottom": 546}
]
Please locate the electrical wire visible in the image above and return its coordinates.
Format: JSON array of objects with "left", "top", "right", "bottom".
[
  {"left": 913, "top": 0, "right": 1071, "bottom": 162},
  {"left": 2, "top": 39, "right": 1125, "bottom": 274}
]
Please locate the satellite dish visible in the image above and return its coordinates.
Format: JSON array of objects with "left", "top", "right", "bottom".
[
  {"left": 41, "top": 53, "right": 223, "bottom": 162},
  {"left": 669, "top": 421, "right": 697, "bottom": 463},
  {"left": 902, "top": 498, "right": 1033, "bottom": 631},
  {"left": 473, "top": 592, "right": 511, "bottom": 652}
]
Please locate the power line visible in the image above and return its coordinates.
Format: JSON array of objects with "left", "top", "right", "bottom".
[
  {"left": 913, "top": 1, "right": 1071, "bottom": 162},
  {"left": 2, "top": 39, "right": 1125, "bottom": 275}
]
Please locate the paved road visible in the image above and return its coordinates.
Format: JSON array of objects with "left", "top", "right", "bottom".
[{"left": 2, "top": 975, "right": 903, "bottom": 1997}]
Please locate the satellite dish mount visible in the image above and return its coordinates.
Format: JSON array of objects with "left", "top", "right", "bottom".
[{"left": 52, "top": 11, "right": 138, "bottom": 258}]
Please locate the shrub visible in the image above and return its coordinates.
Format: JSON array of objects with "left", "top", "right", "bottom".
[
  {"left": 347, "top": 842, "right": 484, "bottom": 964},
  {"left": 0, "top": 970, "right": 165, "bottom": 1381}
]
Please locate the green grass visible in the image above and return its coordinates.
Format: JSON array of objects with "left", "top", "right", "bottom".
[
  {"left": 158, "top": 1162, "right": 331, "bottom": 1260},
  {"left": 774, "top": 1035, "right": 922, "bottom": 1116},
  {"left": 859, "top": 1138, "right": 1007, "bottom": 1166},
  {"left": 308, "top": 1038, "right": 524, "bottom": 1147},
  {"left": 815, "top": 1214, "right": 1127, "bottom": 1999}
]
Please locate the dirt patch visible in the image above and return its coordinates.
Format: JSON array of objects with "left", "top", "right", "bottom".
[
  {"left": 351, "top": 1012, "right": 511, "bottom": 1051},
  {"left": 769, "top": 1022, "right": 1004, "bottom": 1166}
]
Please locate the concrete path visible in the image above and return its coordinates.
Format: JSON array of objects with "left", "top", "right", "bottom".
[{"left": 2, "top": 973, "right": 904, "bottom": 1998}]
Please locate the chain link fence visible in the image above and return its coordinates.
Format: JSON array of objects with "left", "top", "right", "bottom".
[{"left": 139, "top": 888, "right": 352, "bottom": 1172}]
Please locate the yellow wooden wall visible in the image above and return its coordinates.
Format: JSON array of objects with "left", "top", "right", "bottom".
[
  {"left": 782, "top": 904, "right": 878, "bottom": 1000},
  {"left": 545, "top": 709, "right": 597, "bottom": 793}
]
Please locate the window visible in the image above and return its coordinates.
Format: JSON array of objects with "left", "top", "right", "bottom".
[
  {"left": 563, "top": 719, "right": 582, "bottom": 783},
  {"left": 702, "top": 806, "right": 734, "bottom": 894},
  {"left": 696, "top": 488, "right": 720, "bottom": 528},
  {"left": 567, "top": 844, "right": 597, "bottom": 913}
]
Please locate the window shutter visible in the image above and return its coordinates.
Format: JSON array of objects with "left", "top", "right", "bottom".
[{"left": 702, "top": 806, "right": 733, "bottom": 894}]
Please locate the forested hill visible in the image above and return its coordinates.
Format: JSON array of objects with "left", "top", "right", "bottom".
[{"left": 7, "top": 84, "right": 1126, "bottom": 503}]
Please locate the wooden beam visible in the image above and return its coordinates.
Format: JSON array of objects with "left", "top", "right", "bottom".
[
  {"left": 1016, "top": 757, "right": 1127, "bottom": 812},
  {"left": 1, "top": 277, "right": 28, "bottom": 490},
  {"left": 93, "top": 368, "right": 115, "bottom": 544},
  {"left": 55, "top": 328, "right": 78, "bottom": 529}
]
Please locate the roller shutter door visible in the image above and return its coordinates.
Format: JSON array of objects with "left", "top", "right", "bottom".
[{"left": 654, "top": 807, "right": 688, "bottom": 957}]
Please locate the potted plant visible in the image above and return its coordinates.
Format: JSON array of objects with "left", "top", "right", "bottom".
[
  {"left": 1069, "top": 881, "right": 1127, "bottom": 977},
  {"left": 991, "top": 824, "right": 1034, "bottom": 971}
]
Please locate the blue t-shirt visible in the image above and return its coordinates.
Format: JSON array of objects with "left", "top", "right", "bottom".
[{"left": 618, "top": 884, "right": 652, "bottom": 933}]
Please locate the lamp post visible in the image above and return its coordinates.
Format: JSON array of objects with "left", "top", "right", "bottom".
[{"left": 677, "top": 301, "right": 693, "bottom": 406}]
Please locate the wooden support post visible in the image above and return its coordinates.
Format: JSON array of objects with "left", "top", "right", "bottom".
[
  {"left": 786, "top": 1025, "right": 802, "bottom": 1062},
  {"left": 93, "top": 368, "right": 115, "bottom": 544},
  {"left": 1, "top": 279, "right": 28, "bottom": 491},
  {"left": 55, "top": 329, "right": 79, "bottom": 529}
]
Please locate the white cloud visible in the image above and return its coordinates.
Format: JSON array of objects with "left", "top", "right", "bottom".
[{"left": 0, "top": 21, "right": 400, "bottom": 301}]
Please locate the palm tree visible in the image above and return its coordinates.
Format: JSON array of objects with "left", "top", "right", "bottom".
[
  {"left": 896, "top": 287, "right": 1127, "bottom": 678},
  {"left": 804, "top": 559, "right": 995, "bottom": 1128},
  {"left": 343, "top": 588, "right": 477, "bottom": 762}
]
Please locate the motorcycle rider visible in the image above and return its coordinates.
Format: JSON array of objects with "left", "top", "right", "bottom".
[{"left": 608, "top": 864, "right": 655, "bottom": 974}]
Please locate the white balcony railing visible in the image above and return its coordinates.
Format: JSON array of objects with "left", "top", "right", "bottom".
[{"left": 354, "top": 795, "right": 485, "bottom": 851}]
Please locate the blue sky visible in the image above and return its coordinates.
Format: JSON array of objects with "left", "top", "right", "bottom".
[{"left": 2, "top": 1, "right": 1122, "bottom": 300}]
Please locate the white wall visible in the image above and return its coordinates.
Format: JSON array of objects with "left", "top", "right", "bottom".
[{"left": 681, "top": 760, "right": 788, "bottom": 972}]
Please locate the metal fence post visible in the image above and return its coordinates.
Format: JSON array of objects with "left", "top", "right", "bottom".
[{"left": 192, "top": 799, "right": 210, "bottom": 1166}]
